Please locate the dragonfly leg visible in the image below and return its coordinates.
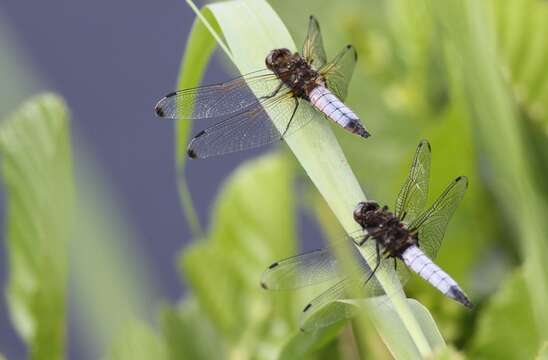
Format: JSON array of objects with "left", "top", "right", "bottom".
[
  {"left": 364, "top": 241, "right": 382, "bottom": 285},
  {"left": 259, "top": 82, "right": 284, "bottom": 100},
  {"left": 281, "top": 98, "right": 299, "bottom": 137},
  {"left": 358, "top": 227, "right": 386, "bottom": 246},
  {"left": 358, "top": 234, "right": 370, "bottom": 246}
]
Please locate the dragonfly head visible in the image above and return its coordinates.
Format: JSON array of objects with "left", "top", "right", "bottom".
[
  {"left": 265, "top": 48, "right": 292, "bottom": 72},
  {"left": 353, "top": 201, "right": 380, "bottom": 224}
]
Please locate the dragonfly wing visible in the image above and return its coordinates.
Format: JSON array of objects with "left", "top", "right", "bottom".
[
  {"left": 154, "top": 70, "right": 283, "bottom": 119},
  {"left": 186, "top": 93, "right": 316, "bottom": 159},
  {"left": 261, "top": 248, "right": 340, "bottom": 290},
  {"left": 302, "top": 16, "right": 327, "bottom": 70},
  {"left": 395, "top": 140, "right": 431, "bottom": 224},
  {"left": 300, "top": 278, "right": 356, "bottom": 332},
  {"left": 319, "top": 45, "right": 357, "bottom": 101},
  {"left": 409, "top": 176, "right": 468, "bottom": 259},
  {"left": 261, "top": 235, "right": 369, "bottom": 290},
  {"left": 299, "top": 242, "right": 410, "bottom": 331}
]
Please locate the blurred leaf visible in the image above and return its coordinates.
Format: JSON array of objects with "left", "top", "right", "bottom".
[
  {"left": 489, "top": 0, "right": 548, "bottom": 126},
  {"left": 278, "top": 322, "right": 347, "bottom": 360},
  {"left": 70, "top": 148, "right": 160, "bottom": 357},
  {"left": 429, "top": 0, "right": 548, "bottom": 340},
  {"left": 432, "top": 346, "right": 466, "bottom": 360},
  {"left": 469, "top": 269, "right": 539, "bottom": 360},
  {"left": 536, "top": 342, "right": 548, "bottom": 360},
  {"left": 107, "top": 320, "right": 166, "bottom": 360},
  {"left": 173, "top": 5, "right": 222, "bottom": 237},
  {"left": 0, "top": 93, "right": 74, "bottom": 360},
  {"left": 331, "top": 298, "right": 445, "bottom": 358},
  {"left": 161, "top": 298, "right": 224, "bottom": 360},
  {"left": 174, "top": 7, "right": 220, "bottom": 168},
  {"left": 181, "top": 151, "right": 296, "bottom": 355}
]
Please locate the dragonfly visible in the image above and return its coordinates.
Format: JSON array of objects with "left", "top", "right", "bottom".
[
  {"left": 261, "top": 140, "right": 471, "bottom": 331},
  {"left": 154, "top": 16, "right": 370, "bottom": 159}
]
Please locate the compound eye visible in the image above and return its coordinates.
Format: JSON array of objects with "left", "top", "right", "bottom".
[
  {"left": 353, "top": 202, "right": 366, "bottom": 221},
  {"left": 363, "top": 201, "right": 379, "bottom": 212}
]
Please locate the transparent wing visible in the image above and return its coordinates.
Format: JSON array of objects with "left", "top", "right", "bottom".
[
  {"left": 299, "top": 255, "right": 410, "bottom": 332},
  {"left": 319, "top": 45, "right": 357, "bottom": 101},
  {"left": 261, "top": 235, "right": 412, "bottom": 331},
  {"left": 302, "top": 15, "right": 327, "bottom": 70},
  {"left": 395, "top": 140, "right": 432, "bottom": 224},
  {"left": 261, "top": 235, "right": 368, "bottom": 290},
  {"left": 260, "top": 248, "right": 341, "bottom": 290},
  {"left": 154, "top": 69, "right": 284, "bottom": 119},
  {"left": 409, "top": 176, "right": 468, "bottom": 259},
  {"left": 186, "top": 94, "right": 315, "bottom": 159}
]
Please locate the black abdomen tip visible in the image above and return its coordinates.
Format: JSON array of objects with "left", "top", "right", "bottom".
[
  {"left": 303, "top": 303, "right": 312, "bottom": 312},
  {"left": 448, "top": 286, "right": 473, "bottom": 308},
  {"left": 268, "top": 262, "right": 279, "bottom": 269}
]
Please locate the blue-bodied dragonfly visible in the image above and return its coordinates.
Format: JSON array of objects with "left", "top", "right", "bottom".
[
  {"left": 261, "top": 140, "right": 471, "bottom": 331},
  {"left": 154, "top": 16, "right": 369, "bottom": 159}
]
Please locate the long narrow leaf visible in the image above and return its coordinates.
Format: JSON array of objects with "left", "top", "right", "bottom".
[{"left": 181, "top": 0, "right": 441, "bottom": 357}]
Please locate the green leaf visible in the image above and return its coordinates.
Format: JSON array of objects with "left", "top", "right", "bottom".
[
  {"left": 469, "top": 269, "right": 539, "bottom": 360},
  {"left": 161, "top": 298, "right": 225, "bottom": 360},
  {"left": 180, "top": 151, "right": 296, "bottom": 353},
  {"left": 330, "top": 298, "right": 445, "bottom": 358},
  {"left": 69, "top": 149, "right": 161, "bottom": 356},
  {"left": 536, "top": 342, "right": 548, "bottom": 360},
  {"left": 173, "top": 7, "right": 222, "bottom": 237},
  {"left": 106, "top": 320, "right": 166, "bottom": 360},
  {"left": 182, "top": 0, "right": 441, "bottom": 356},
  {"left": 278, "top": 322, "right": 347, "bottom": 360},
  {"left": 432, "top": 346, "right": 466, "bottom": 360},
  {"left": 0, "top": 93, "right": 74, "bottom": 360},
  {"left": 489, "top": 0, "right": 548, "bottom": 127},
  {"left": 429, "top": 0, "right": 548, "bottom": 340}
]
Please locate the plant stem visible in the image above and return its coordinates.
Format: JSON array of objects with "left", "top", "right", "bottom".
[{"left": 176, "top": 175, "right": 203, "bottom": 239}]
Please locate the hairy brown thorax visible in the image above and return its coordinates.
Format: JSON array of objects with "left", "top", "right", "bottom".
[
  {"left": 353, "top": 201, "right": 418, "bottom": 258},
  {"left": 265, "top": 48, "right": 324, "bottom": 99}
]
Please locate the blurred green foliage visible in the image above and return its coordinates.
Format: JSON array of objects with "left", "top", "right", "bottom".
[
  {"left": 0, "top": 94, "right": 73, "bottom": 360},
  {"left": 2, "top": 0, "right": 548, "bottom": 359}
]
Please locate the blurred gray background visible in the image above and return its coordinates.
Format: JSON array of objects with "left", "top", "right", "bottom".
[{"left": 0, "top": 0, "right": 259, "bottom": 358}]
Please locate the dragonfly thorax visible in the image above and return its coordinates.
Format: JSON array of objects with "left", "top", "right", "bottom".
[
  {"left": 353, "top": 201, "right": 417, "bottom": 257},
  {"left": 265, "top": 48, "right": 323, "bottom": 99}
]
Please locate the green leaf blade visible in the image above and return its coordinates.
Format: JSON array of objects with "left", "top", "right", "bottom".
[{"left": 0, "top": 93, "right": 74, "bottom": 360}]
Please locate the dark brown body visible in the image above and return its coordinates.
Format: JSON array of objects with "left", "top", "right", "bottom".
[
  {"left": 265, "top": 48, "right": 323, "bottom": 100},
  {"left": 353, "top": 201, "right": 418, "bottom": 258}
]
